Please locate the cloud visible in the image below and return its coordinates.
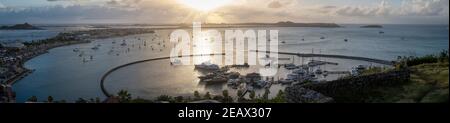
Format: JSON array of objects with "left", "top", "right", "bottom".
[
  {"left": 332, "top": 0, "right": 448, "bottom": 17},
  {"left": 106, "top": 0, "right": 142, "bottom": 8},
  {"left": 0, "top": 2, "right": 5, "bottom": 9},
  {"left": 0, "top": 0, "right": 448, "bottom": 24},
  {"left": 400, "top": 0, "right": 449, "bottom": 16},
  {"left": 333, "top": 0, "right": 393, "bottom": 17},
  {"left": 266, "top": 0, "right": 295, "bottom": 9},
  {"left": 268, "top": 1, "right": 282, "bottom": 8},
  {"left": 46, "top": 0, "right": 90, "bottom": 3},
  {"left": 0, "top": 0, "right": 191, "bottom": 24}
]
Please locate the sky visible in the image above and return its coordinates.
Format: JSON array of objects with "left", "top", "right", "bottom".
[{"left": 0, "top": 0, "right": 448, "bottom": 24}]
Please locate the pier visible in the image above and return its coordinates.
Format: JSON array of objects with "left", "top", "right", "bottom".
[{"left": 252, "top": 50, "right": 394, "bottom": 65}]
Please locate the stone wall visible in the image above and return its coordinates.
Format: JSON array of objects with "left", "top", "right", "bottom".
[
  {"left": 285, "top": 86, "right": 334, "bottom": 103},
  {"left": 286, "top": 69, "right": 410, "bottom": 103}
]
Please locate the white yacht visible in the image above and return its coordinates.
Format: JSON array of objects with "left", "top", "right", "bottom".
[
  {"left": 195, "top": 62, "right": 220, "bottom": 70},
  {"left": 170, "top": 59, "right": 182, "bottom": 65}
]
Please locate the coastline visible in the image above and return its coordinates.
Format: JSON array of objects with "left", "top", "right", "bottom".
[
  {"left": 1, "top": 28, "right": 158, "bottom": 102},
  {"left": 5, "top": 23, "right": 343, "bottom": 87},
  {"left": 6, "top": 40, "right": 91, "bottom": 85},
  {"left": 2, "top": 25, "right": 447, "bottom": 103}
]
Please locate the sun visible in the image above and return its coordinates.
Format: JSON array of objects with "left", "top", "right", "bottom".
[{"left": 177, "top": 0, "right": 233, "bottom": 11}]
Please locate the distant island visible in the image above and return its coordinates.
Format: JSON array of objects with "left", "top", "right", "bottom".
[
  {"left": 361, "top": 25, "right": 383, "bottom": 28},
  {"left": 0, "top": 23, "right": 43, "bottom": 30}
]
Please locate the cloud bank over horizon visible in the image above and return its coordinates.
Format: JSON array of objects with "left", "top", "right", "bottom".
[{"left": 0, "top": 0, "right": 448, "bottom": 24}]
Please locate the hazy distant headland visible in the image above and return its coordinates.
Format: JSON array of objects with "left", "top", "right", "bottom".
[
  {"left": 360, "top": 25, "right": 383, "bottom": 28},
  {"left": 0, "top": 23, "right": 43, "bottom": 30},
  {"left": 176, "top": 21, "right": 341, "bottom": 28}
]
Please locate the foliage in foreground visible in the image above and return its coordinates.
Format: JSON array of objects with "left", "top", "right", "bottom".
[
  {"left": 25, "top": 89, "right": 287, "bottom": 103},
  {"left": 362, "top": 53, "right": 449, "bottom": 103},
  {"left": 395, "top": 50, "right": 449, "bottom": 68}
]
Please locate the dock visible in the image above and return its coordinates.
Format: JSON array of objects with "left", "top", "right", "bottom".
[{"left": 252, "top": 50, "right": 394, "bottom": 66}]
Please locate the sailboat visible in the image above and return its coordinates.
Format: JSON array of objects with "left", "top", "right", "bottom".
[
  {"left": 315, "top": 49, "right": 323, "bottom": 75},
  {"left": 121, "top": 40, "right": 127, "bottom": 46}
]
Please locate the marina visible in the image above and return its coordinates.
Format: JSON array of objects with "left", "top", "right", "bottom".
[{"left": 1, "top": 24, "right": 448, "bottom": 102}]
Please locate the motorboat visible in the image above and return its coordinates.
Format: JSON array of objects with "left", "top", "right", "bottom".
[
  {"left": 293, "top": 69, "right": 307, "bottom": 75},
  {"left": 73, "top": 48, "right": 80, "bottom": 52},
  {"left": 121, "top": 40, "right": 127, "bottom": 46},
  {"left": 203, "top": 77, "right": 228, "bottom": 84},
  {"left": 254, "top": 80, "right": 269, "bottom": 88},
  {"left": 287, "top": 74, "right": 299, "bottom": 81},
  {"left": 315, "top": 68, "right": 323, "bottom": 75},
  {"left": 91, "top": 46, "right": 99, "bottom": 50},
  {"left": 279, "top": 79, "right": 294, "bottom": 85},
  {"left": 170, "top": 59, "right": 182, "bottom": 65},
  {"left": 307, "top": 61, "right": 319, "bottom": 67},
  {"left": 284, "top": 63, "right": 298, "bottom": 70},
  {"left": 323, "top": 70, "right": 329, "bottom": 77},
  {"left": 227, "top": 79, "right": 240, "bottom": 86},
  {"left": 195, "top": 62, "right": 220, "bottom": 70}
]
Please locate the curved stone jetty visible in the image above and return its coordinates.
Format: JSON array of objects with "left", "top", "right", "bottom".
[{"left": 100, "top": 53, "right": 225, "bottom": 97}]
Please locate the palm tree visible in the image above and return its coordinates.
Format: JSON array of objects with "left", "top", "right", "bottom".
[
  {"left": 76, "top": 98, "right": 87, "bottom": 103},
  {"left": 47, "top": 96, "right": 54, "bottom": 103},
  {"left": 117, "top": 90, "right": 132, "bottom": 103},
  {"left": 237, "top": 90, "right": 243, "bottom": 97},
  {"left": 95, "top": 97, "right": 101, "bottom": 103},
  {"left": 249, "top": 91, "right": 256, "bottom": 100},
  {"left": 27, "top": 96, "right": 38, "bottom": 102},
  {"left": 263, "top": 89, "right": 270, "bottom": 100},
  {"left": 175, "top": 96, "right": 184, "bottom": 103},
  {"left": 222, "top": 90, "right": 229, "bottom": 97},
  {"left": 204, "top": 92, "right": 211, "bottom": 100},
  {"left": 222, "top": 90, "right": 233, "bottom": 103},
  {"left": 194, "top": 91, "right": 201, "bottom": 100}
]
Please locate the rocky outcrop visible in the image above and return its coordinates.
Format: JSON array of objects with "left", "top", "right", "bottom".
[
  {"left": 0, "top": 23, "right": 42, "bottom": 30},
  {"left": 285, "top": 86, "right": 334, "bottom": 103}
]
